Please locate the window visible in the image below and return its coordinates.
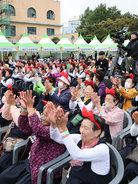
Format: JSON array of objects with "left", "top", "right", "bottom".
[
  {"left": 5, "top": 25, "right": 16, "bottom": 37},
  {"left": 47, "top": 28, "right": 55, "bottom": 36},
  {"left": 27, "top": 8, "right": 36, "bottom": 18},
  {"left": 5, "top": 5, "right": 15, "bottom": 16},
  {"left": 27, "top": 27, "right": 36, "bottom": 35},
  {"left": 47, "top": 10, "right": 55, "bottom": 20}
]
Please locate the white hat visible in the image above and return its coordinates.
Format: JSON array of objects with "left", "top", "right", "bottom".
[{"left": 58, "top": 72, "right": 71, "bottom": 85}]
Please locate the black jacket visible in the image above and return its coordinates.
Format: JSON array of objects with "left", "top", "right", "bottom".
[
  {"left": 125, "top": 38, "right": 138, "bottom": 60},
  {"left": 95, "top": 58, "right": 108, "bottom": 72}
]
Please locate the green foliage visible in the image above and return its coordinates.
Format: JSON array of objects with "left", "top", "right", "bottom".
[
  {"left": 77, "top": 3, "right": 138, "bottom": 42},
  {"left": 52, "top": 37, "right": 60, "bottom": 44}
]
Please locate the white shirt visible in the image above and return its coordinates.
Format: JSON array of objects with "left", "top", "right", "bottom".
[
  {"left": 1, "top": 78, "right": 13, "bottom": 87},
  {"left": 76, "top": 71, "right": 86, "bottom": 79},
  {"left": 23, "top": 76, "right": 35, "bottom": 84},
  {"left": 130, "top": 123, "right": 138, "bottom": 137},
  {"left": 50, "top": 126, "right": 110, "bottom": 175},
  {"left": 69, "top": 99, "right": 93, "bottom": 111}
]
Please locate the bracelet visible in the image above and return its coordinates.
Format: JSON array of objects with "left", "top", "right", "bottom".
[
  {"left": 61, "top": 130, "right": 69, "bottom": 137},
  {"left": 100, "top": 111, "right": 104, "bottom": 116},
  {"left": 118, "top": 86, "right": 122, "bottom": 89},
  {"left": 71, "top": 98, "right": 76, "bottom": 102},
  {"left": 21, "top": 109, "right": 28, "bottom": 113},
  {"left": 76, "top": 98, "right": 81, "bottom": 102},
  {"left": 10, "top": 105, "right": 16, "bottom": 107}
]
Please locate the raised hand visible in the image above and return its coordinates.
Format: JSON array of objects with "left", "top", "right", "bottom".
[
  {"left": 91, "top": 92, "right": 101, "bottom": 108},
  {"left": 21, "top": 90, "right": 35, "bottom": 109},
  {"left": 132, "top": 111, "right": 138, "bottom": 125},
  {"left": 45, "top": 102, "right": 57, "bottom": 124},
  {"left": 4, "top": 90, "right": 17, "bottom": 106},
  {"left": 20, "top": 91, "right": 27, "bottom": 109},
  {"left": 56, "top": 106, "right": 69, "bottom": 131}
]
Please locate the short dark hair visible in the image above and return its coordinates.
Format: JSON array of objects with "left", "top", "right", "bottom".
[
  {"left": 83, "top": 114, "right": 105, "bottom": 135},
  {"left": 99, "top": 51, "right": 105, "bottom": 55},
  {"left": 95, "top": 69, "right": 105, "bottom": 82}
]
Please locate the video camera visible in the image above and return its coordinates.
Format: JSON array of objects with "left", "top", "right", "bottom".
[{"left": 111, "top": 27, "right": 129, "bottom": 45}]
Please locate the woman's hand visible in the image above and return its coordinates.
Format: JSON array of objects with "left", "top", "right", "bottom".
[
  {"left": 20, "top": 91, "right": 27, "bottom": 109},
  {"left": 23, "top": 90, "right": 35, "bottom": 109},
  {"left": 4, "top": 90, "right": 17, "bottom": 106},
  {"left": 91, "top": 92, "right": 101, "bottom": 110},
  {"left": 132, "top": 111, "right": 138, "bottom": 125},
  {"left": 45, "top": 102, "right": 57, "bottom": 124},
  {"left": 56, "top": 106, "right": 69, "bottom": 133}
]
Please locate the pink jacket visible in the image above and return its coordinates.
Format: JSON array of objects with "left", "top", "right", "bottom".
[{"left": 94, "top": 106, "right": 124, "bottom": 139}]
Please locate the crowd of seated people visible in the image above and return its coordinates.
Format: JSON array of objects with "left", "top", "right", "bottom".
[{"left": 0, "top": 52, "right": 137, "bottom": 184}]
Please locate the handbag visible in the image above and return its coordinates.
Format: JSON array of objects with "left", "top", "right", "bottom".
[
  {"left": 3, "top": 137, "right": 24, "bottom": 152},
  {"left": 126, "top": 144, "right": 138, "bottom": 163},
  {"left": 71, "top": 114, "right": 83, "bottom": 126}
]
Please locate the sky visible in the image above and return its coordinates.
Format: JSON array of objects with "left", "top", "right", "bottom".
[{"left": 60, "top": 0, "right": 138, "bottom": 25}]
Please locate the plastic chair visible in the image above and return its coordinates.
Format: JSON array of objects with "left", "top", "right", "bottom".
[
  {"left": 129, "top": 176, "right": 138, "bottom": 184},
  {"left": 12, "top": 139, "right": 28, "bottom": 164},
  {"left": 37, "top": 150, "right": 69, "bottom": 184},
  {"left": 127, "top": 107, "right": 137, "bottom": 117},
  {"left": 112, "top": 111, "right": 132, "bottom": 150},
  {"left": 0, "top": 87, "right": 7, "bottom": 98},
  {"left": 0, "top": 125, "right": 9, "bottom": 139},
  {"left": 46, "top": 143, "right": 124, "bottom": 184}
]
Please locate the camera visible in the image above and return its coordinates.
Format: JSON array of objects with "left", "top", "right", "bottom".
[{"left": 111, "top": 27, "right": 129, "bottom": 45}]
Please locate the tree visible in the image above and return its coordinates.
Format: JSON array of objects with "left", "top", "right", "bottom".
[
  {"left": 52, "top": 37, "right": 60, "bottom": 44},
  {"left": 77, "top": 4, "right": 138, "bottom": 42}
]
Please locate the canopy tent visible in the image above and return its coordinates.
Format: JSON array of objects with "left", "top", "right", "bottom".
[
  {"left": 57, "top": 35, "right": 77, "bottom": 51},
  {"left": 0, "top": 30, "right": 16, "bottom": 51},
  {"left": 75, "top": 35, "right": 92, "bottom": 51},
  {"left": 89, "top": 36, "right": 101, "bottom": 48},
  {"left": 96, "top": 35, "right": 117, "bottom": 51},
  {"left": 37, "top": 34, "right": 59, "bottom": 51},
  {"left": 16, "top": 32, "right": 39, "bottom": 51}
]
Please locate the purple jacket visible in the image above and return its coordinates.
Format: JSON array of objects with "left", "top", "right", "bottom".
[
  {"left": 97, "top": 81, "right": 106, "bottom": 105},
  {"left": 18, "top": 113, "right": 66, "bottom": 184}
]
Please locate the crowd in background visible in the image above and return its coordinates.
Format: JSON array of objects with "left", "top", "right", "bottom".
[{"left": 0, "top": 33, "right": 137, "bottom": 184}]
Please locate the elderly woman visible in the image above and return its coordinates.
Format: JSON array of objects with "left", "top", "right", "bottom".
[
  {"left": 91, "top": 88, "right": 124, "bottom": 140},
  {"left": 68, "top": 82, "right": 96, "bottom": 133},
  {"left": 0, "top": 68, "right": 13, "bottom": 87},
  {"left": 48, "top": 102, "right": 111, "bottom": 184},
  {"left": 0, "top": 91, "right": 66, "bottom": 184}
]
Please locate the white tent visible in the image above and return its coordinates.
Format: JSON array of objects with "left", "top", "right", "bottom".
[
  {"left": 16, "top": 32, "right": 38, "bottom": 51},
  {"left": 89, "top": 36, "right": 101, "bottom": 47},
  {"left": 74, "top": 35, "right": 92, "bottom": 51},
  {"left": 0, "top": 30, "right": 16, "bottom": 60},
  {"left": 37, "top": 34, "right": 59, "bottom": 51},
  {"left": 96, "top": 35, "right": 117, "bottom": 51},
  {"left": 57, "top": 35, "right": 76, "bottom": 51}
]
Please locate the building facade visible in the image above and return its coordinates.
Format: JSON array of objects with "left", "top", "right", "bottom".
[
  {"left": 62, "top": 17, "right": 81, "bottom": 35},
  {"left": 0, "top": 0, "right": 61, "bottom": 43}
]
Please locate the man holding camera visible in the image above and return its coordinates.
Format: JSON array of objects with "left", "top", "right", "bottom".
[{"left": 123, "top": 32, "right": 138, "bottom": 74}]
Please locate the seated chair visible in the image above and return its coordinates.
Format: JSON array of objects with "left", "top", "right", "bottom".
[
  {"left": 45, "top": 143, "right": 124, "bottom": 184},
  {"left": 112, "top": 111, "right": 132, "bottom": 150},
  {"left": 12, "top": 139, "right": 69, "bottom": 184}
]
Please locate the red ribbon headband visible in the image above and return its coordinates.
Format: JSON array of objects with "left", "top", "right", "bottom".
[
  {"left": 125, "top": 73, "right": 134, "bottom": 81},
  {"left": 94, "top": 69, "right": 101, "bottom": 77},
  {"left": 43, "top": 77, "right": 53, "bottom": 82},
  {"left": 8, "top": 84, "right": 14, "bottom": 94},
  {"left": 85, "top": 80, "right": 96, "bottom": 92},
  {"left": 61, "top": 71, "right": 70, "bottom": 83},
  {"left": 82, "top": 107, "right": 101, "bottom": 130},
  {"left": 106, "top": 88, "right": 117, "bottom": 99},
  {"left": 42, "top": 100, "right": 48, "bottom": 106},
  {"left": 5, "top": 68, "right": 11, "bottom": 73}
]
